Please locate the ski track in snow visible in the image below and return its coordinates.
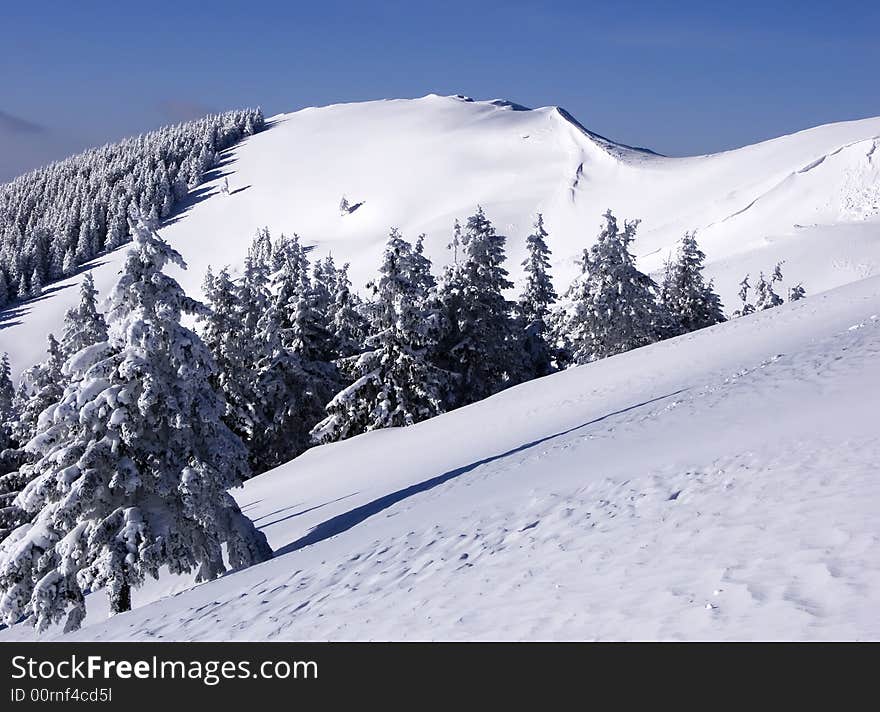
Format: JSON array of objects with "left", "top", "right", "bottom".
[{"left": 4, "top": 276, "right": 880, "bottom": 641}]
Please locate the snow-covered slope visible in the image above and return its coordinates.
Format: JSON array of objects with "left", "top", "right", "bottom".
[
  {"left": 3, "top": 272, "right": 880, "bottom": 641},
  {"left": 3, "top": 94, "right": 880, "bottom": 376}
]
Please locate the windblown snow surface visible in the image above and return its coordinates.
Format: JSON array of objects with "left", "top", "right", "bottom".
[
  {"left": 2, "top": 95, "right": 880, "bottom": 641},
  {"left": 3, "top": 274, "right": 880, "bottom": 641},
  {"left": 3, "top": 94, "right": 880, "bottom": 376}
]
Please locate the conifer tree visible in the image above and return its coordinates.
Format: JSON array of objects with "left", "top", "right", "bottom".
[
  {"left": 240, "top": 239, "right": 273, "bottom": 347},
  {"left": 0, "top": 219, "right": 271, "bottom": 632},
  {"left": 518, "top": 214, "right": 557, "bottom": 377},
  {"left": 0, "top": 351, "right": 25, "bottom": 544},
  {"left": 733, "top": 275, "right": 756, "bottom": 317},
  {"left": 200, "top": 266, "right": 261, "bottom": 449},
  {"left": 247, "top": 234, "right": 339, "bottom": 472},
  {"left": 29, "top": 268, "right": 42, "bottom": 298},
  {"left": 0, "top": 355, "right": 15, "bottom": 451},
  {"left": 438, "top": 207, "right": 525, "bottom": 405},
  {"left": 312, "top": 229, "right": 453, "bottom": 443},
  {"left": 62, "top": 247, "right": 77, "bottom": 276},
  {"left": 286, "top": 266, "right": 336, "bottom": 366},
  {"left": 61, "top": 272, "right": 108, "bottom": 356},
  {"left": 553, "top": 210, "right": 668, "bottom": 364},
  {"left": 312, "top": 256, "right": 338, "bottom": 327},
  {"left": 249, "top": 345, "right": 319, "bottom": 472},
  {"left": 0, "top": 270, "right": 8, "bottom": 308},
  {"left": 0, "top": 457, "right": 28, "bottom": 542},
  {"left": 754, "top": 266, "right": 784, "bottom": 310},
  {"left": 0, "top": 336, "right": 65, "bottom": 545},
  {"left": 788, "top": 283, "right": 806, "bottom": 302},
  {"left": 411, "top": 234, "right": 437, "bottom": 295},
  {"left": 660, "top": 231, "right": 726, "bottom": 333},
  {"left": 328, "top": 263, "right": 368, "bottom": 360},
  {"left": 11, "top": 335, "right": 64, "bottom": 446},
  {"left": 212, "top": 236, "right": 278, "bottom": 471}
]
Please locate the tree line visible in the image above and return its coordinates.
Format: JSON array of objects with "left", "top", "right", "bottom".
[
  {"left": 0, "top": 108, "right": 264, "bottom": 308},
  {"left": 0, "top": 206, "right": 805, "bottom": 632}
]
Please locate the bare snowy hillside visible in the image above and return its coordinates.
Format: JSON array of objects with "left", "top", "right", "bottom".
[
  {"left": 2, "top": 94, "right": 879, "bottom": 376},
  {"left": 3, "top": 272, "right": 879, "bottom": 641}
]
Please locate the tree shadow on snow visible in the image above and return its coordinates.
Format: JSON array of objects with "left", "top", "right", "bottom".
[
  {"left": 160, "top": 119, "right": 278, "bottom": 227},
  {"left": 0, "top": 258, "right": 107, "bottom": 332},
  {"left": 274, "top": 389, "right": 687, "bottom": 557},
  {"left": 160, "top": 156, "right": 237, "bottom": 228},
  {"left": 257, "top": 492, "right": 359, "bottom": 530}
]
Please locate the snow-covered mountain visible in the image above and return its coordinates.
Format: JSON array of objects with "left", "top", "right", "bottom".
[
  {"left": 3, "top": 94, "right": 879, "bottom": 377},
  {"left": 2, "top": 95, "right": 880, "bottom": 641}
]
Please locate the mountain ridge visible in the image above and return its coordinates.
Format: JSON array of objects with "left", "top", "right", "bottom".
[{"left": 3, "top": 94, "right": 880, "bottom": 378}]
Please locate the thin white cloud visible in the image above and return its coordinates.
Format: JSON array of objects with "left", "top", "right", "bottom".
[{"left": 0, "top": 110, "right": 47, "bottom": 135}]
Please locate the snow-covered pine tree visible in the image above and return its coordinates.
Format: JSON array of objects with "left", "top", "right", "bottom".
[
  {"left": 553, "top": 210, "right": 668, "bottom": 364},
  {"left": 290, "top": 271, "right": 335, "bottom": 365},
  {"left": 0, "top": 452, "right": 29, "bottom": 542},
  {"left": 732, "top": 275, "right": 756, "bottom": 317},
  {"left": 438, "top": 207, "right": 525, "bottom": 405},
  {"left": 312, "top": 256, "right": 338, "bottom": 329},
  {"left": 240, "top": 236, "right": 273, "bottom": 349},
  {"left": 10, "top": 334, "right": 64, "bottom": 446},
  {"left": 753, "top": 273, "right": 772, "bottom": 310},
  {"left": 202, "top": 265, "right": 249, "bottom": 441},
  {"left": 0, "top": 335, "right": 65, "bottom": 545},
  {"left": 449, "top": 220, "right": 462, "bottom": 265},
  {"left": 519, "top": 214, "right": 557, "bottom": 327},
  {"left": 0, "top": 219, "right": 271, "bottom": 632},
  {"left": 206, "top": 235, "right": 279, "bottom": 472},
  {"left": 74, "top": 222, "right": 93, "bottom": 264},
  {"left": 60, "top": 272, "right": 108, "bottom": 357},
  {"left": 788, "top": 283, "right": 806, "bottom": 302},
  {"left": 660, "top": 231, "right": 726, "bottom": 333},
  {"left": 62, "top": 248, "right": 77, "bottom": 277},
  {"left": 199, "top": 265, "right": 262, "bottom": 451},
  {"left": 249, "top": 344, "right": 318, "bottom": 472},
  {"left": 29, "top": 268, "right": 42, "bottom": 298},
  {"left": 0, "top": 352, "right": 26, "bottom": 541},
  {"left": 0, "top": 271, "right": 8, "bottom": 309},
  {"left": 771, "top": 262, "right": 787, "bottom": 305},
  {"left": 247, "top": 233, "right": 339, "bottom": 473},
  {"left": 518, "top": 214, "right": 558, "bottom": 377},
  {"left": 312, "top": 229, "right": 453, "bottom": 443},
  {"left": 411, "top": 234, "right": 437, "bottom": 295},
  {"left": 772, "top": 261, "right": 784, "bottom": 284},
  {"left": 754, "top": 268, "right": 784, "bottom": 310},
  {"left": 0, "top": 355, "right": 15, "bottom": 450},
  {"left": 328, "top": 263, "right": 368, "bottom": 360}
]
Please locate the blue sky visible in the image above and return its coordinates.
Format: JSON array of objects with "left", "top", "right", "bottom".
[{"left": 2, "top": 0, "right": 878, "bottom": 179}]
